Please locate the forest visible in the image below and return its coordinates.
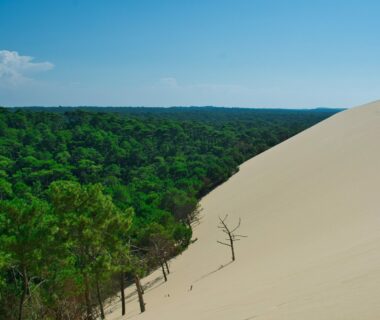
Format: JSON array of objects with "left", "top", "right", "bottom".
[{"left": 0, "top": 107, "right": 339, "bottom": 319}]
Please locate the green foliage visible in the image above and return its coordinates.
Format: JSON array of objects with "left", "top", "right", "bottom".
[
  {"left": 47, "top": 181, "right": 134, "bottom": 318},
  {"left": 0, "top": 107, "right": 338, "bottom": 318},
  {"left": 0, "top": 198, "right": 57, "bottom": 319},
  {"left": 0, "top": 108, "right": 337, "bottom": 209},
  {"left": 48, "top": 181, "right": 133, "bottom": 274}
]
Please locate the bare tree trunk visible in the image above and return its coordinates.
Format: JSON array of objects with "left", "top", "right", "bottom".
[
  {"left": 18, "top": 288, "right": 26, "bottom": 320},
  {"left": 229, "top": 234, "right": 235, "bottom": 261},
  {"left": 119, "top": 272, "right": 126, "bottom": 316},
  {"left": 95, "top": 277, "right": 105, "bottom": 319},
  {"left": 84, "top": 274, "right": 93, "bottom": 320},
  {"left": 134, "top": 275, "right": 145, "bottom": 313},
  {"left": 160, "top": 262, "right": 167, "bottom": 282},
  {"left": 18, "top": 267, "right": 28, "bottom": 320},
  {"left": 164, "top": 260, "right": 170, "bottom": 274}
]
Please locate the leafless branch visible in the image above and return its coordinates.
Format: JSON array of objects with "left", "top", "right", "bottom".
[
  {"left": 217, "top": 241, "right": 231, "bottom": 247},
  {"left": 216, "top": 215, "right": 247, "bottom": 262}
]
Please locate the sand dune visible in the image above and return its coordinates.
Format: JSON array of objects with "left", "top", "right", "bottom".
[{"left": 107, "top": 100, "right": 380, "bottom": 320}]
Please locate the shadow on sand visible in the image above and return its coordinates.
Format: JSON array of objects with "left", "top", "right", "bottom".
[{"left": 193, "top": 260, "right": 233, "bottom": 284}]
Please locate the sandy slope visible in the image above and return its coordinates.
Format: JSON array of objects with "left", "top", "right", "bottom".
[{"left": 107, "top": 100, "right": 380, "bottom": 320}]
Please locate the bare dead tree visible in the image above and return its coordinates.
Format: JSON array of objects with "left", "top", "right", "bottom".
[{"left": 217, "top": 215, "right": 246, "bottom": 262}]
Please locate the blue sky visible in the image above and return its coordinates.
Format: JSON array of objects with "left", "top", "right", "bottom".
[{"left": 0, "top": 0, "right": 379, "bottom": 108}]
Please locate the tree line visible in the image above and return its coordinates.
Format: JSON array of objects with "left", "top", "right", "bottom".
[{"left": 0, "top": 107, "right": 338, "bottom": 319}]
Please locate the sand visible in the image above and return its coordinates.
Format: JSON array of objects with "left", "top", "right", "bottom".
[{"left": 106, "top": 100, "right": 380, "bottom": 320}]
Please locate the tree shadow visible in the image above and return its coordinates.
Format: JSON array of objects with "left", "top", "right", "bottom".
[
  {"left": 142, "top": 275, "right": 165, "bottom": 294},
  {"left": 193, "top": 260, "right": 233, "bottom": 284}
]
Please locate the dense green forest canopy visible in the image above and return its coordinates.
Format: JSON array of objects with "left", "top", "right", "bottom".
[
  {"left": 0, "top": 107, "right": 340, "bottom": 218},
  {"left": 12, "top": 105, "right": 343, "bottom": 120},
  {"left": 0, "top": 106, "right": 339, "bottom": 319}
]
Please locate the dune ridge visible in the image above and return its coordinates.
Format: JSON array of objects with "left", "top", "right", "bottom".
[{"left": 108, "top": 100, "right": 380, "bottom": 320}]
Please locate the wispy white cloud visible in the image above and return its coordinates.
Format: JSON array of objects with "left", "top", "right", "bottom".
[{"left": 0, "top": 50, "right": 54, "bottom": 86}]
